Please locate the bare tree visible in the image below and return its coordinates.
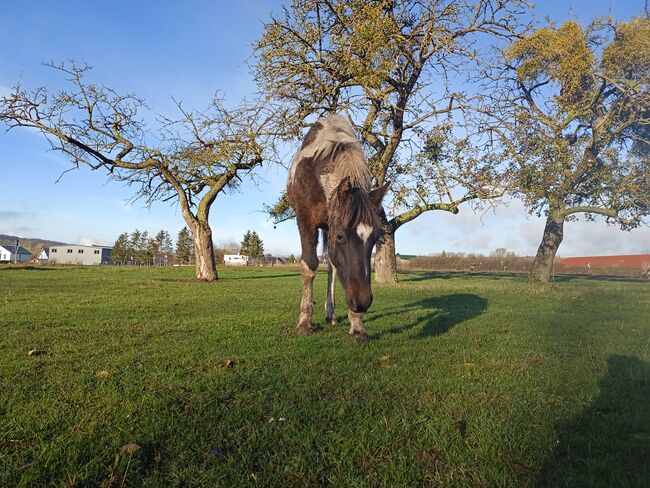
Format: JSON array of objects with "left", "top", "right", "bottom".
[
  {"left": 255, "top": 0, "right": 528, "bottom": 282},
  {"left": 0, "top": 62, "right": 277, "bottom": 281},
  {"left": 472, "top": 18, "right": 650, "bottom": 283}
]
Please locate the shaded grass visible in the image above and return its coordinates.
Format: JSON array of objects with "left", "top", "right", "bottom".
[{"left": 0, "top": 265, "right": 649, "bottom": 486}]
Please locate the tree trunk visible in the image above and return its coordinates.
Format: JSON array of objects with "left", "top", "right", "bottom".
[
  {"left": 192, "top": 222, "right": 218, "bottom": 281},
  {"left": 529, "top": 210, "right": 565, "bottom": 284},
  {"left": 374, "top": 229, "right": 398, "bottom": 284}
]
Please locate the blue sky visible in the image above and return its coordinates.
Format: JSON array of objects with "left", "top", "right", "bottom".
[{"left": 1, "top": 1, "right": 648, "bottom": 257}]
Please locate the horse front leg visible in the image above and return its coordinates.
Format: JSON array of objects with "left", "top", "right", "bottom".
[
  {"left": 348, "top": 311, "right": 368, "bottom": 343},
  {"left": 325, "top": 259, "right": 337, "bottom": 325},
  {"left": 296, "top": 226, "right": 318, "bottom": 334}
]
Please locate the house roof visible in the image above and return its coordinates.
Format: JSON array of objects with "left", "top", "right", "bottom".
[
  {"left": 0, "top": 245, "right": 32, "bottom": 254},
  {"left": 559, "top": 254, "right": 650, "bottom": 269}
]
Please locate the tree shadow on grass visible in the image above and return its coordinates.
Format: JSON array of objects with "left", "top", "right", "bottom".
[
  {"left": 400, "top": 270, "right": 528, "bottom": 282},
  {"left": 368, "top": 294, "right": 488, "bottom": 340},
  {"left": 537, "top": 355, "right": 650, "bottom": 487},
  {"left": 0, "top": 265, "right": 54, "bottom": 271},
  {"left": 226, "top": 272, "right": 298, "bottom": 281},
  {"left": 553, "top": 273, "right": 647, "bottom": 283}
]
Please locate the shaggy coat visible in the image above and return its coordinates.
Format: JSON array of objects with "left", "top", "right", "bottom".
[{"left": 287, "top": 114, "right": 388, "bottom": 341}]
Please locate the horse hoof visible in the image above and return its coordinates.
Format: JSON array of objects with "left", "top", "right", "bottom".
[
  {"left": 349, "top": 331, "right": 368, "bottom": 343},
  {"left": 296, "top": 325, "right": 315, "bottom": 335},
  {"left": 325, "top": 316, "right": 338, "bottom": 326}
]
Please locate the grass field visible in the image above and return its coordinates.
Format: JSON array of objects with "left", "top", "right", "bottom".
[{"left": 1, "top": 265, "right": 649, "bottom": 487}]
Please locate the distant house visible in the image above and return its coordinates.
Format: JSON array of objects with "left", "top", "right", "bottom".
[
  {"left": 0, "top": 245, "right": 32, "bottom": 263},
  {"left": 224, "top": 254, "right": 249, "bottom": 266},
  {"left": 260, "top": 254, "right": 287, "bottom": 266},
  {"left": 36, "top": 248, "right": 49, "bottom": 263},
  {"left": 49, "top": 244, "right": 112, "bottom": 265}
]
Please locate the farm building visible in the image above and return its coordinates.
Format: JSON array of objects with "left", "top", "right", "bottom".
[
  {"left": 0, "top": 244, "right": 32, "bottom": 263},
  {"left": 48, "top": 244, "right": 112, "bottom": 265},
  {"left": 559, "top": 254, "right": 650, "bottom": 270},
  {"left": 224, "top": 254, "right": 249, "bottom": 266}
]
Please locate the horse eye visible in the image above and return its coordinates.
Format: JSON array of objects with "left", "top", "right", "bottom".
[{"left": 336, "top": 233, "right": 345, "bottom": 243}]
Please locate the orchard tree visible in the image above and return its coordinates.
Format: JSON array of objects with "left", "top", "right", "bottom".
[
  {"left": 474, "top": 18, "right": 650, "bottom": 283},
  {"left": 255, "top": 0, "right": 527, "bottom": 282},
  {"left": 0, "top": 62, "right": 277, "bottom": 281}
]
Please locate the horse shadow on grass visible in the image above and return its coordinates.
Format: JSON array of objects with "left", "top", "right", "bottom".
[
  {"left": 367, "top": 293, "right": 488, "bottom": 340},
  {"left": 537, "top": 355, "right": 650, "bottom": 487}
]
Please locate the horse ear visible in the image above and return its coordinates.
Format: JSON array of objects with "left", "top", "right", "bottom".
[
  {"left": 336, "top": 176, "right": 352, "bottom": 197},
  {"left": 369, "top": 182, "right": 390, "bottom": 208}
]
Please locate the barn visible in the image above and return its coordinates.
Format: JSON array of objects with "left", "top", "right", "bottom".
[
  {"left": 558, "top": 254, "right": 650, "bottom": 278},
  {"left": 559, "top": 254, "right": 650, "bottom": 270}
]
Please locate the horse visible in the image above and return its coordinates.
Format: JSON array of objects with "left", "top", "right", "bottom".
[{"left": 287, "top": 114, "right": 389, "bottom": 342}]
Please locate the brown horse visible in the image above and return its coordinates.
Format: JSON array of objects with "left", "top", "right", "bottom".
[{"left": 287, "top": 114, "right": 389, "bottom": 342}]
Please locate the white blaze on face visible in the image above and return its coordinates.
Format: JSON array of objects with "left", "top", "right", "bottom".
[{"left": 356, "top": 223, "right": 373, "bottom": 244}]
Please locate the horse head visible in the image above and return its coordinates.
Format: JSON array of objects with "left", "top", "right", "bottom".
[{"left": 328, "top": 177, "right": 390, "bottom": 313}]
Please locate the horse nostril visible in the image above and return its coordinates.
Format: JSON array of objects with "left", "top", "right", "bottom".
[
  {"left": 350, "top": 294, "right": 372, "bottom": 313},
  {"left": 357, "top": 294, "right": 372, "bottom": 313}
]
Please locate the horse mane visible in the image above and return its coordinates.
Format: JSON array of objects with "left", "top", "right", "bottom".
[
  {"left": 330, "top": 186, "right": 381, "bottom": 229},
  {"left": 290, "top": 114, "right": 371, "bottom": 192}
]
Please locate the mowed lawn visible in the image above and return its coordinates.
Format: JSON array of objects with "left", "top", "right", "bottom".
[{"left": 0, "top": 266, "right": 648, "bottom": 487}]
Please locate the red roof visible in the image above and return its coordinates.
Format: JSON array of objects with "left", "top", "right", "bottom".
[{"left": 559, "top": 254, "right": 650, "bottom": 269}]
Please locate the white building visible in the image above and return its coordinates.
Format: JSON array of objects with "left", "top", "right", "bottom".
[
  {"left": 0, "top": 245, "right": 32, "bottom": 263},
  {"left": 224, "top": 254, "right": 249, "bottom": 266},
  {"left": 49, "top": 244, "right": 112, "bottom": 265},
  {"left": 36, "top": 248, "right": 49, "bottom": 263}
]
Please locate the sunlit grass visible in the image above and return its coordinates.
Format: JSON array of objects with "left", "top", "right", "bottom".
[{"left": 1, "top": 265, "right": 648, "bottom": 486}]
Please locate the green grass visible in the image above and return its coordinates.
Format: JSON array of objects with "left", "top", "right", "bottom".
[{"left": 1, "top": 265, "right": 648, "bottom": 487}]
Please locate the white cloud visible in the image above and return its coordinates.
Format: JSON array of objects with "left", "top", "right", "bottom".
[
  {"left": 78, "top": 235, "right": 101, "bottom": 246},
  {"left": 395, "top": 199, "right": 650, "bottom": 257}
]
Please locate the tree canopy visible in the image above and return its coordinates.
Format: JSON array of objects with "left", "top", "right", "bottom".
[
  {"left": 0, "top": 62, "right": 278, "bottom": 281},
  {"left": 255, "top": 0, "right": 528, "bottom": 282},
  {"left": 473, "top": 17, "right": 650, "bottom": 282}
]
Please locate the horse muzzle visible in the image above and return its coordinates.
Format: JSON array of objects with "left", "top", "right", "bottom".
[{"left": 347, "top": 281, "right": 373, "bottom": 313}]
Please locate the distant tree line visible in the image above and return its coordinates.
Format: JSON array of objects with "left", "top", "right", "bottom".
[
  {"left": 406, "top": 249, "right": 534, "bottom": 273},
  {"left": 175, "top": 227, "right": 195, "bottom": 265},
  {"left": 112, "top": 229, "right": 191, "bottom": 265},
  {"left": 240, "top": 230, "right": 264, "bottom": 263}
]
